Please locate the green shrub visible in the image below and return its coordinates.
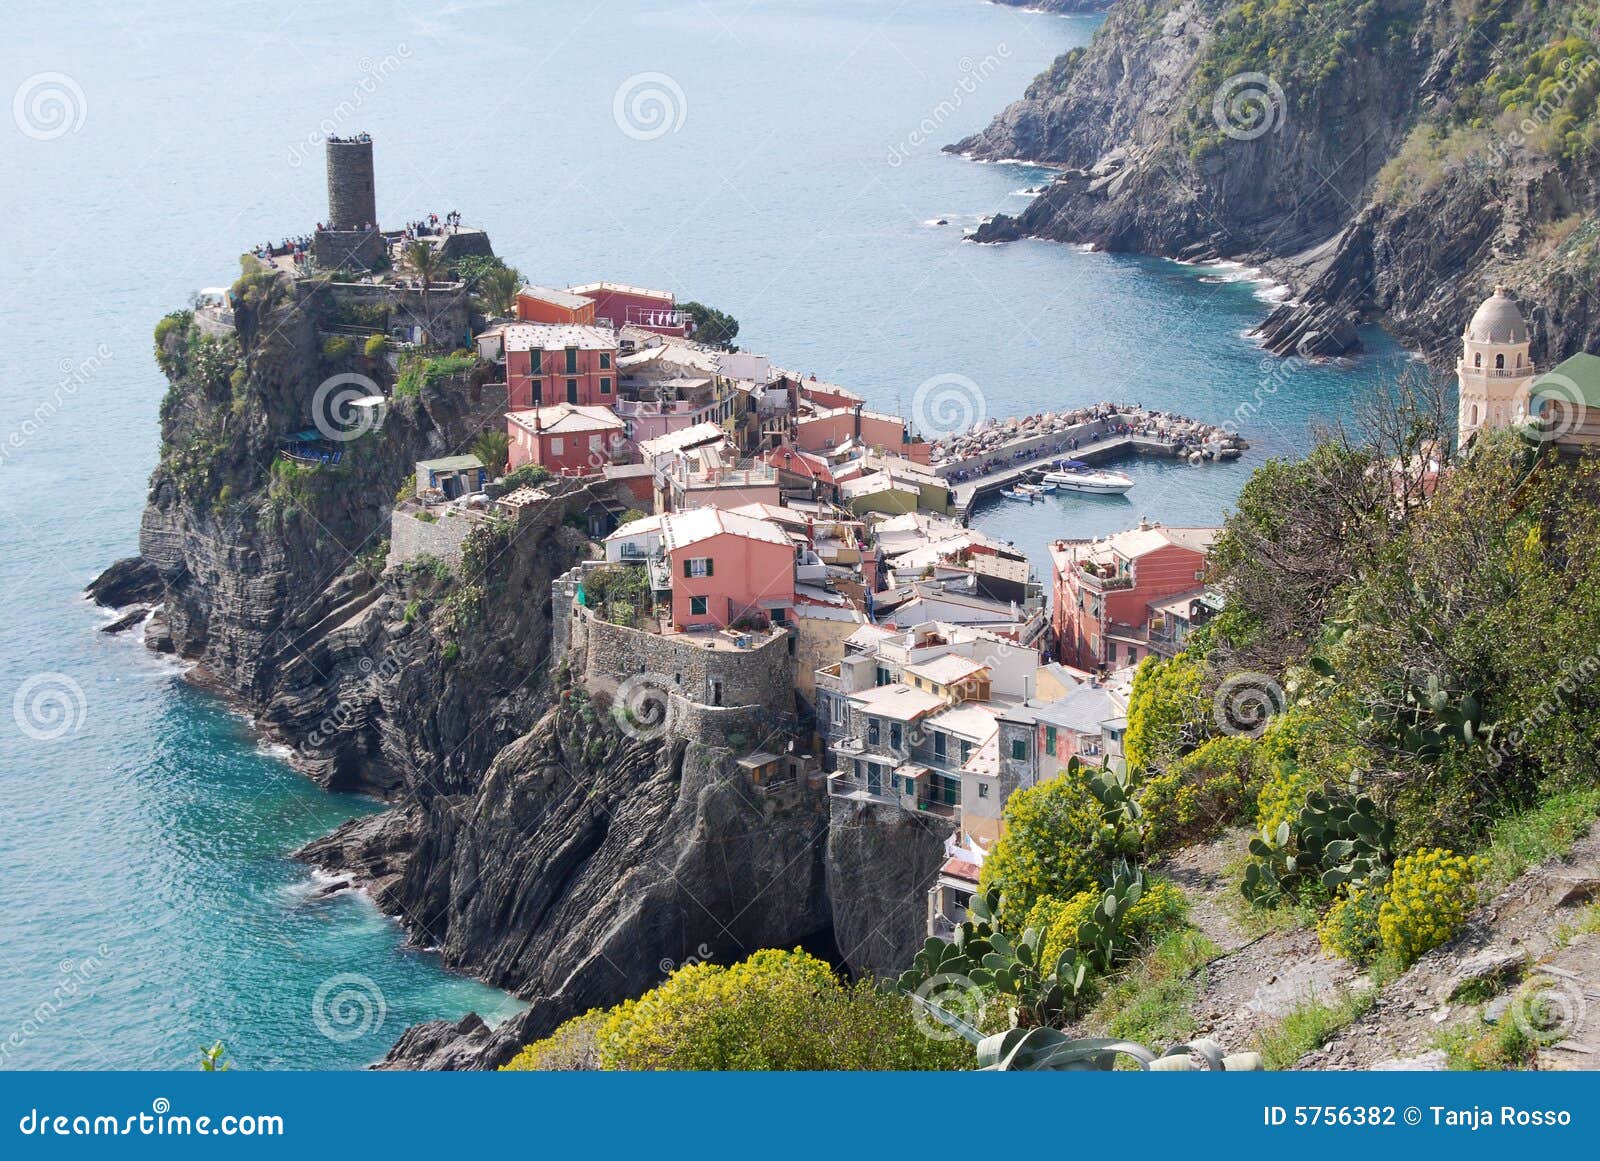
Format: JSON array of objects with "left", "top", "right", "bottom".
[
  {"left": 1138, "top": 734, "right": 1260, "bottom": 850},
  {"left": 1377, "top": 847, "right": 1484, "bottom": 966},
  {"left": 504, "top": 949, "right": 969, "bottom": 1071},
  {"left": 321, "top": 335, "right": 353, "bottom": 360},
  {"left": 978, "top": 760, "right": 1140, "bottom": 920},
  {"left": 1024, "top": 876, "right": 1187, "bottom": 972},
  {"left": 364, "top": 334, "right": 387, "bottom": 358}
]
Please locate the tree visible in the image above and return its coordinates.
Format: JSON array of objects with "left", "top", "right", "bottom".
[
  {"left": 400, "top": 241, "right": 449, "bottom": 345},
  {"left": 476, "top": 264, "right": 522, "bottom": 317},
  {"left": 1123, "top": 653, "right": 1210, "bottom": 769},
  {"left": 501, "top": 949, "right": 969, "bottom": 1071},
  {"left": 455, "top": 255, "right": 523, "bottom": 317},
  {"left": 471, "top": 430, "right": 510, "bottom": 476},
  {"left": 978, "top": 759, "right": 1140, "bottom": 921},
  {"left": 679, "top": 300, "right": 739, "bottom": 349}
]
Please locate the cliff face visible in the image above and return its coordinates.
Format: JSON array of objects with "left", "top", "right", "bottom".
[
  {"left": 98, "top": 274, "right": 941, "bottom": 1069},
  {"left": 956, "top": 0, "right": 1600, "bottom": 363}
]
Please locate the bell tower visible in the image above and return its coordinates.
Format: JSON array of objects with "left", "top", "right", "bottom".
[{"left": 1457, "top": 285, "right": 1534, "bottom": 450}]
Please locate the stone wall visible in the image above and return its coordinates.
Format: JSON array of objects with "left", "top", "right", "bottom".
[
  {"left": 569, "top": 605, "right": 794, "bottom": 717},
  {"left": 388, "top": 507, "right": 483, "bottom": 567}
]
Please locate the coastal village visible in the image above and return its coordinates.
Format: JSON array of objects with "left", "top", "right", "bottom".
[{"left": 205, "top": 136, "right": 1598, "bottom": 955}]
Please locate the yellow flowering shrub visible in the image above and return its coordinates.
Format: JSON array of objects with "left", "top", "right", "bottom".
[
  {"left": 504, "top": 949, "right": 970, "bottom": 1071},
  {"left": 1024, "top": 878, "right": 1187, "bottom": 969},
  {"left": 1255, "top": 758, "right": 1316, "bottom": 837},
  {"left": 1316, "top": 883, "right": 1384, "bottom": 963},
  {"left": 1137, "top": 734, "right": 1260, "bottom": 851},
  {"left": 1377, "top": 848, "right": 1485, "bottom": 966}
]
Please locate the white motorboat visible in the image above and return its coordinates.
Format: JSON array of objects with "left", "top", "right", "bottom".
[{"left": 1042, "top": 460, "right": 1135, "bottom": 495}]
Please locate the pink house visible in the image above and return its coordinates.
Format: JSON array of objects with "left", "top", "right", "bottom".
[
  {"left": 661, "top": 507, "right": 795, "bottom": 631},
  {"left": 1050, "top": 521, "right": 1217, "bottom": 671},
  {"left": 504, "top": 324, "right": 619, "bottom": 410},
  {"left": 568, "top": 281, "right": 688, "bottom": 336},
  {"left": 506, "top": 404, "right": 626, "bottom": 476}
]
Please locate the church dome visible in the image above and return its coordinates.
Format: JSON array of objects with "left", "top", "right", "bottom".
[{"left": 1466, "top": 286, "right": 1529, "bottom": 345}]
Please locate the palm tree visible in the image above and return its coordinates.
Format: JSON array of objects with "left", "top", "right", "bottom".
[
  {"left": 476, "top": 264, "right": 521, "bottom": 318},
  {"left": 471, "top": 430, "right": 510, "bottom": 476},
  {"left": 400, "top": 241, "right": 448, "bottom": 345}
]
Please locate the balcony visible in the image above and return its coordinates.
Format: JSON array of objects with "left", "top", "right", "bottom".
[
  {"left": 1076, "top": 563, "right": 1134, "bottom": 591},
  {"left": 827, "top": 772, "right": 897, "bottom": 807}
]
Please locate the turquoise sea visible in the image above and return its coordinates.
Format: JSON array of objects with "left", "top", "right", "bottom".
[{"left": 0, "top": 0, "right": 1419, "bottom": 1068}]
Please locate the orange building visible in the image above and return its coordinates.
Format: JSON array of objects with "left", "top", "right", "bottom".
[
  {"left": 1049, "top": 521, "right": 1217, "bottom": 671},
  {"left": 514, "top": 284, "right": 598, "bottom": 326},
  {"left": 660, "top": 507, "right": 796, "bottom": 631}
]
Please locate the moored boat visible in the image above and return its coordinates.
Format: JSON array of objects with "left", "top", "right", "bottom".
[{"left": 1042, "top": 460, "right": 1135, "bottom": 495}]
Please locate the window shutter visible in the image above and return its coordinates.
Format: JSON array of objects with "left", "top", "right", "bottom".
[{"left": 683, "top": 559, "right": 692, "bottom": 578}]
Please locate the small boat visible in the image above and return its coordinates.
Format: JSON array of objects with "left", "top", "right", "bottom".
[
  {"left": 1013, "top": 482, "right": 1046, "bottom": 496},
  {"left": 1000, "top": 487, "right": 1043, "bottom": 502},
  {"left": 1042, "top": 460, "right": 1135, "bottom": 495}
]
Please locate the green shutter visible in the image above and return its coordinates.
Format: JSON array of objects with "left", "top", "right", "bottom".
[
  {"left": 704, "top": 557, "right": 713, "bottom": 577},
  {"left": 683, "top": 559, "right": 692, "bottom": 578}
]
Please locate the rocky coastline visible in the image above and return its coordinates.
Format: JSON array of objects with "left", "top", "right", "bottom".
[
  {"left": 953, "top": 0, "right": 1600, "bottom": 367},
  {"left": 90, "top": 270, "right": 942, "bottom": 1070}
]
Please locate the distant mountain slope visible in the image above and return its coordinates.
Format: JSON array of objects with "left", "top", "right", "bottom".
[{"left": 953, "top": 0, "right": 1600, "bottom": 364}]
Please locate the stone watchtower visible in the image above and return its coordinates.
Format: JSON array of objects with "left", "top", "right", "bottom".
[
  {"left": 326, "top": 135, "right": 377, "bottom": 229},
  {"left": 1457, "top": 285, "right": 1535, "bottom": 451},
  {"left": 312, "top": 134, "right": 386, "bottom": 272}
]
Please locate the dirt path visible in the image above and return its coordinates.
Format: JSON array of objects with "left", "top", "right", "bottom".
[
  {"left": 1156, "top": 830, "right": 1369, "bottom": 1053},
  {"left": 1302, "top": 822, "right": 1600, "bottom": 1070}
]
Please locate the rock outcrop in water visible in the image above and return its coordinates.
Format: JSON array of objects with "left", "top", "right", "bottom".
[
  {"left": 93, "top": 265, "right": 935, "bottom": 1069},
  {"left": 955, "top": 0, "right": 1600, "bottom": 365}
]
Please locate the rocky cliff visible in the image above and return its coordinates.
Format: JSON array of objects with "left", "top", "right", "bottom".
[
  {"left": 955, "top": 0, "right": 1600, "bottom": 363},
  {"left": 95, "top": 265, "right": 936, "bottom": 1069}
]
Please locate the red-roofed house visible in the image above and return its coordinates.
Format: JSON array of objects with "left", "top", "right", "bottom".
[
  {"left": 661, "top": 507, "right": 796, "bottom": 631},
  {"left": 506, "top": 404, "right": 626, "bottom": 476}
]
